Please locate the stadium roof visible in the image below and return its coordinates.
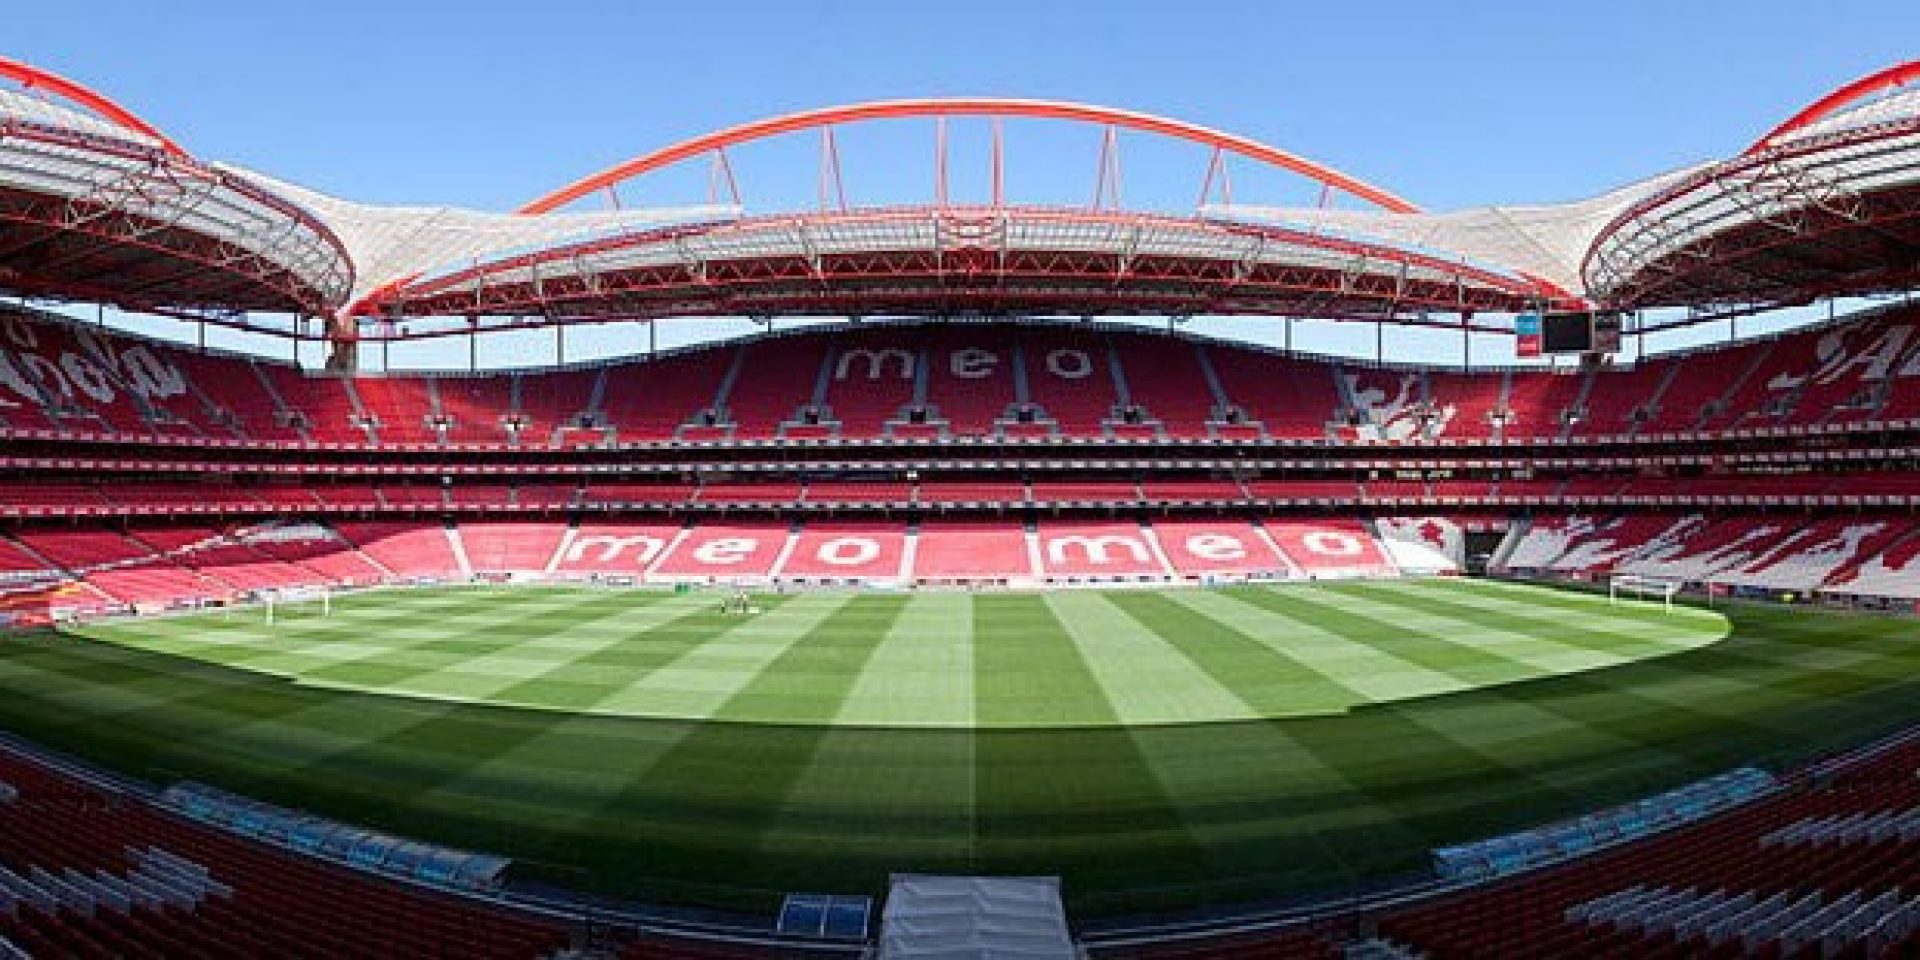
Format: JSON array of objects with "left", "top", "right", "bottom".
[{"left": 0, "top": 57, "right": 1915, "bottom": 344}]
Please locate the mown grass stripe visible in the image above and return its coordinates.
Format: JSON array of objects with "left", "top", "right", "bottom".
[
  {"left": 1230, "top": 586, "right": 1550, "bottom": 688},
  {"left": 834, "top": 592, "right": 975, "bottom": 727},
  {"left": 1169, "top": 588, "right": 1476, "bottom": 705},
  {"left": 1099, "top": 590, "right": 1363, "bottom": 717},
  {"left": 287, "top": 589, "right": 695, "bottom": 692},
  {"left": 1042, "top": 592, "right": 1256, "bottom": 724},
  {"left": 710, "top": 595, "right": 911, "bottom": 723},
  {"left": 583, "top": 593, "right": 848, "bottom": 718},
  {"left": 971, "top": 593, "right": 1118, "bottom": 726}
]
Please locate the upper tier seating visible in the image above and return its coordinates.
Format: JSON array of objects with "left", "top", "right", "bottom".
[
  {"left": 1509, "top": 366, "right": 1592, "bottom": 439},
  {"left": 1343, "top": 368, "right": 1436, "bottom": 443},
  {"left": 1425, "top": 370, "right": 1506, "bottom": 441},
  {"left": 599, "top": 349, "right": 735, "bottom": 443},
  {"left": 1208, "top": 349, "right": 1339, "bottom": 440},
  {"left": 254, "top": 366, "right": 360, "bottom": 443},
  {"left": 1011, "top": 329, "right": 1121, "bottom": 438},
  {"left": 349, "top": 377, "right": 439, "bottom": 445},
  {"left": 431, "top": 374, "right": 516, "bottom": 445},
  {"left": 919, "top": 325, "right": 1017, "bottom": 437},
  {"left": 1654, "top": 337, "right": 1775, "bottom": 434},
  {"left": 516, "top": 367, "right": 599, "bottom": 445},
  {"left": 1109, "top": 334, "right": 1217, "bottom": 438},
  {"left": 1566, "top": 361, "right": 1656, "bottom": 437},
  {"left": 726, "top": 337, "right": 830, "bottom": 439},
  {"left": 819, "top": 329, "right": 921, "bottom": 438},
  {"left": 6, "top": 308, "right": 1920, "bottom": 448}
]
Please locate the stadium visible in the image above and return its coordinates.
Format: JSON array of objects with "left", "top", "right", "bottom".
[{"left": 0, "top": 25, "right": 1917, "bottom": 959}]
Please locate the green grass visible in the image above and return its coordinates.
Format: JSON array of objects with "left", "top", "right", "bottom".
[{"left": 0, "top": 578, "right": 1916, "bottom": 917}]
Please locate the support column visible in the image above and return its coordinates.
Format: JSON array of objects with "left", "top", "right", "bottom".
[{"left": 324, "top": 312, "right": 358, "bottom": 372}]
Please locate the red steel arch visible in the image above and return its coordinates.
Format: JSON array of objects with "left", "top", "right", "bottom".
[
  {"left": 518, "top": 97, "right": 1421, "bottom": 215},
  {"left": 0, "top": 56, "right": 186, "bottom": 156},
  {"left": 1746, "top": 59, "right": 1920, "bottom": 155}
]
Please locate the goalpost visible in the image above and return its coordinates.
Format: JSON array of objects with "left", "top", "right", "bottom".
[
  {"left": 263, "top": 586, "right": 332, "bottom": 626},
  {"left": 1609, "top": 574, "right": 1683, "bottom": 612}
]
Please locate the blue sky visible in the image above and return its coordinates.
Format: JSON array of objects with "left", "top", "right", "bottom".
[{"left": 9, "top": 0, "right": 1917, "bottom": 369}]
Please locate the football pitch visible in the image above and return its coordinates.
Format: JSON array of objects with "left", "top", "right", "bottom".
[{"left": 3, "top": 578, "right": 1919, "bottom": 916}]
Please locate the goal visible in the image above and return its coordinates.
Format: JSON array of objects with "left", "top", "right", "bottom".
[
  {"left": 262, "top": 586, "right": 332, "bottom": 625},
  {"left": 1609, "top": 574, "right": 1683, "bottom": 611}
]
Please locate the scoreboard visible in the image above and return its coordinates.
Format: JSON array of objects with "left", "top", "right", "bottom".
[{"left": 1516, "top": 311, "right": 1623, "bottom": 357}]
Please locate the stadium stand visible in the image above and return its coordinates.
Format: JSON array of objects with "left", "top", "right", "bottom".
[
  {"left": 728, "top": 336, "right": 833, "bottom": 440},
  {"left": 12, "top": 310, "right": 1920, "bottom": 451},
  {"left": 243, "top": 525, "right": 389, "bottom": 585},
  {"left": 551, "top": 522, "right": 686, "bottom": 577},
  {"left": 1207, "top": 348, "right": 1339, "bottom": 440},
  {"left": 1152, "top": 519, "right": 1299, "bottom": 579},
  {"left": 820, "top": 330, "right": 922, "bottom": 439},
  {"left": 776, "top": 522, "right": 910, "bottom": 583},
  {"left": 1263, "top": 519, "right": 1397, "bottom": 578},
  {"left": 1109, "top": 334, "right": 1216, "bottom": 439},
  {"left": 648, "top": 523, "right": 790, "bottom": 582},
  {"left": 0, "top": 745, "right": 571, "bottom": 958},
  {"left": 1370, "top": 734, "right": 1920, "bottom": 959},
  {"left": 912, "top": 521, "right": 1035, "bottom": 582},
  {"left": 1613, "top": 514, "right": 1789, "bottom": 583},
  {"left": 1034, "top": 521, "right": 1171, "bottom": 580},
  {"left": 460, "top": 522, "right": 570, "bottom": 575},
  {"left": 803, "top": 479, "right": 915, "bottom": 505},
  {"left": 334, "top": 523, "right": 463, "bottom": 580},
  {"left": 1016, "top": 329, "right": 1121, "bottom": 439},
  {"left": 1708, "top": 516, "right": 1906, "bottom": 594}
]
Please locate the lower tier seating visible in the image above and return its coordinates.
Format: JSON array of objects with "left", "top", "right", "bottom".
[
  {"left": 0, "top": 748, "right": 570, "bottom": 958},
  {"left": 10, "top": 512, "right": 1920, "bottom": 612}
]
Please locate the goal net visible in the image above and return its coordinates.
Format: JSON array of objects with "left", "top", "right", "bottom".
[
  {"left": 262, "top": 586, "right": 332, "bottom": 625},
  {"left": 1609, "top": 574, "right": 1683, "bottom": 611}
]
